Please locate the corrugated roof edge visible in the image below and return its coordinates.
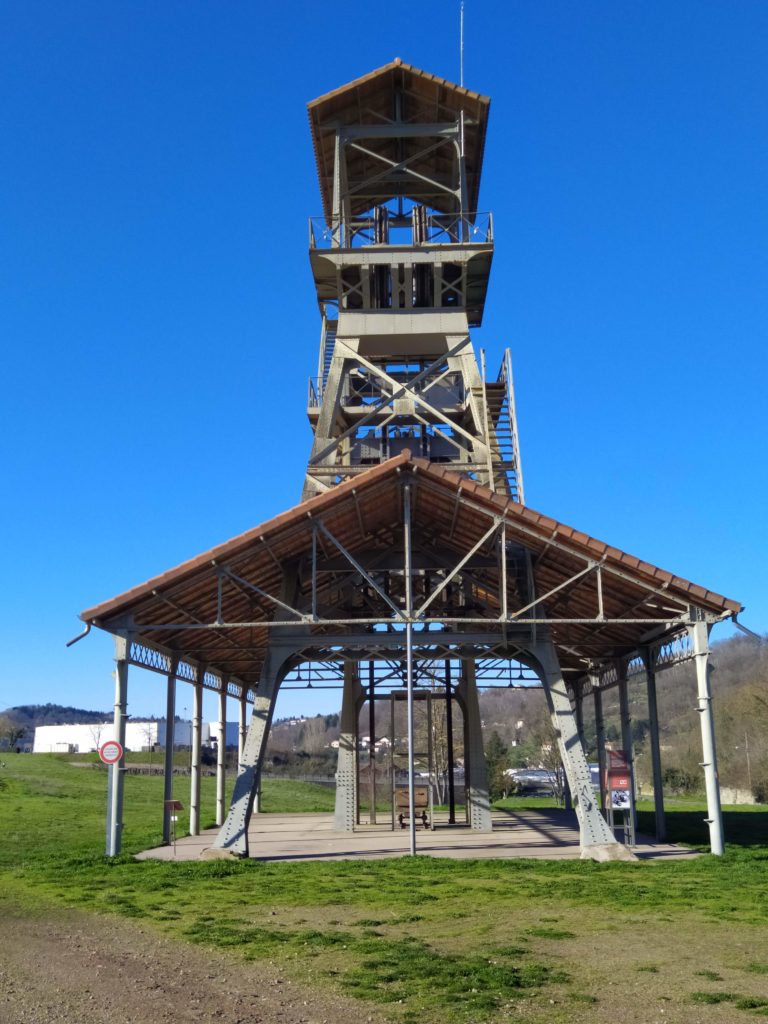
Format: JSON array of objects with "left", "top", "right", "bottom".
[{"left": 80, "top": 450, "right": 741, "bottom": 624}]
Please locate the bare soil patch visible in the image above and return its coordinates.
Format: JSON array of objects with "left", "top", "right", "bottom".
[{"left": 0, "top": 901, "right": 389, "bottom": 1024}]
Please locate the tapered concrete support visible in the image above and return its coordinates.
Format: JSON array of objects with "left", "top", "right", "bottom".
[
  {"left": 641, "top": 646, "right": 666, "bottom": 841},
  {"left": 208, "top": 644, "right": 296, "bottom": 857},
  {"left": 532, "top": 640, "right": 632, "bottom": 860},
  {"left": 216, "top": 687, "right": 227, "bottom": 827},
  {"left": 106, "top": 635, "right": 130, "bottom": 856},
  {"left": 162, "top": 658, "right": 178, "bottom": 844},
  {"left": 617, "top": 661, "right": 638, "bottom": 840},
  {"left": 189, "top": 676, "right": 203, "bottom": 836},
  {"left": 690, "top": 618, "right": 725, "bottom": 855},
  {"left": 335, "top": 661, "right": 362, "bottom": 832},
  {"left": 457, "top": 661, "right": 492, "bottom": 832},
  {"left": 593, "top": 684, "right": 607, "bottom": 813}
]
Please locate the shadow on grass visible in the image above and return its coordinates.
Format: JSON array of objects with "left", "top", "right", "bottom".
[{"left": 637, "top": 808, "right": 768, "bottom": 847}]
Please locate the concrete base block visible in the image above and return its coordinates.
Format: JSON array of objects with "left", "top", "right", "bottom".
[
  {"left": 580, "top": 842, "right": 637, "bottom": 863},
  {"left": 199, "top": 846, "right": 240, "bottom": 861}
]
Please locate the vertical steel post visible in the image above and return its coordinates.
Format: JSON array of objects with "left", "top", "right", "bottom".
[
  {"left": 334, "top": 662, "right": 360, "bottom": 830},
  {"left": 404, "top": 482, "right": 416, "bottom": 856},
  {"left": 575, "top": 685, "right": 585, "bottom": 743},
  {"left": 216, "top": 684, "right": 227, "bottom": 827},
  {"left": 162, "top": 657, "right": 178, "bottom": 844},
  {"left": 641, "top": 646, "right": 666, "bottom": 841},
  {"left": 107, "top": 635, "right": 130, "bottom": 857},
  {"left": 690, "top": 618, "right": 725, "bottom": 855},
  {"left": 458, "top": 661, "right": 493, "bottom": 831},
  {"left": 617, "top": 661, "right": 638, "bottom": 842},
  {"left": 593, "top": 684, "right": 607, "bottom": 814},
  {"left": 445, "top": 658, "right": 456, "bottom": 824},
  {"left": 238, "top": 692, "right": 247, "bottom": 767},
  {"left": 190, "top": 672, "right": 203, "bottom": 836},
  {"left": 368, "top": 661, "right": 376, "bottom": 824}
]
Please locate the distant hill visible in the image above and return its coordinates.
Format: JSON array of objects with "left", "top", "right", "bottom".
[{"left": 2, "top": 704, "right": 111, "bottom": 733}]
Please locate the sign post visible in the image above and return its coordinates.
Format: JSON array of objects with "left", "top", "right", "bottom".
[
  {"left": 604, "top": 749, "right": 635, "bottom": 846},
  {"left": 100, "top": 740, "right": 124, "bottom": 856},
  {"left": 164, "top": 799, "right": 183, "bottom": 853}
]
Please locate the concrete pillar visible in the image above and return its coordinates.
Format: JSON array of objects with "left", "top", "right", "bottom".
[
  {"left": 210, "top": 644, "right": 294, "bottom": 857},
  {"left": 593, "top": 684, "right": 607, "bottom": 813},
  {"left": 617, "top": 661, "right": 638, "bottom": 841},
  {"left": 457, "top": 660, "right": 492, "bottom": 832},
  {"left": 106, "top": 634, "right": 130, "bottom": 856},
  {"left": 641, "top": 646, "right": 666, "bottom": 841},
  {"left": 532, "top": 640, "right": 631, "bottom": 860},
  {"left": 690, "top": 618, "right": 725, "bottom": 855},
  {"left": 334, "top": 661, "right": 361, "bottom": 832},
  {"left": 162, "top": 658, "right": 178, "bottom": 844},
  {"left": 189, "top": 673, "right": 203, "bottom": 836},
  {"left": 216, "top": 685, "right": 227, "bottom": 827}
]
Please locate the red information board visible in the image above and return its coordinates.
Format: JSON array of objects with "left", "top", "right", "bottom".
[{"left": 604, "top": 749, "right": 630, "bottom": 791}]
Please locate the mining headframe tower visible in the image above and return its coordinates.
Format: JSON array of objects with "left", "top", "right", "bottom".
[{"left": 77, "top": 61, "right": 741, "bottom": 861}]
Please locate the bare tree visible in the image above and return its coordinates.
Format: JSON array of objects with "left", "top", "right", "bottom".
[
  {"left": 139, "top": 722, "right": 156, "bottom": 769},
  {"left": 88, "top": 722, "right": 105, "bottom": 752}
]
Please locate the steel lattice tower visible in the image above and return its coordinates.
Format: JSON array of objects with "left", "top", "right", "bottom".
[{"left": 304, "top": 60, "right": 524, "bottom": 503}]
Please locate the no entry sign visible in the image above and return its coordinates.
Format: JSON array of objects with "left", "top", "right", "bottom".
[{"left": 99, "top": 740, "right": 123, "bottom": 765}]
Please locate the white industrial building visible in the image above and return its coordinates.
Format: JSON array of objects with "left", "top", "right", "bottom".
[{"left": 32, "top": 720, "right": 239, "bottom": 754}]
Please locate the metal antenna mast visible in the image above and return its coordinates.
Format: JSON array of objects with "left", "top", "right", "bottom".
[{"left": 460, "top": 1, "right": 465, "bottom": 87}]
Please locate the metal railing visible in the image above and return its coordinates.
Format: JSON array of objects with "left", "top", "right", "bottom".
[
  {"left": 309, "top": 211, "right": 493, "bottom": 250},
  {"left": 494, "top": 349, "right": 525, "bottom": 504}
]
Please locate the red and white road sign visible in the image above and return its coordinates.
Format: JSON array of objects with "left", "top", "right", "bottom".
[{"left": 99, "top": 740, "right": 123, "bottom": 765}]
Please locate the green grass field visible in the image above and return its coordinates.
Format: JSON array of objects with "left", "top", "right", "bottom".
[{"left": 2, "top": 753, "right": 767, "bottom": 1023}]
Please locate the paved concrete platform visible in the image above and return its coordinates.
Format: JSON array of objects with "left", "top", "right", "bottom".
[{"left": 136, "top": 809, "right": 698, "bottom": 862}]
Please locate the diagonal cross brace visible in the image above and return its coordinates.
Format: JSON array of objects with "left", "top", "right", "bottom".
[
  {"left": 415, "top": 519, "right": 501, "bottom": 618},
  {"left": 317, "top": 521, "right": 404, "bottom": 620},
  {"left": 310, "top": 337, "right": 471, "bottom": 467},
  {"left": 345, "top": 138, "right": 458, "bottom": 199},
  {"left": 507, "top": 562, "right": 601, "bottom": 622},
  {"left": 339, "top": 342, "right": 483, "bottom": 451},
  {"left": 221, "top": 568, "right": 310, "bottom": 622}
]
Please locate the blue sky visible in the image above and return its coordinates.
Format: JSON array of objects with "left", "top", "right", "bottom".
[{"left": 1, "top": 1, "right": 766, "bottom": 724}]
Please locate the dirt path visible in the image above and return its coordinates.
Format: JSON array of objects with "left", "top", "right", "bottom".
[{"left": 0, "top": 903, "right": 388, "bottom": 1024}]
